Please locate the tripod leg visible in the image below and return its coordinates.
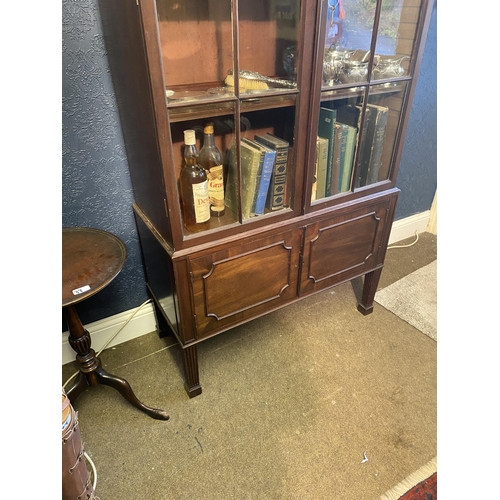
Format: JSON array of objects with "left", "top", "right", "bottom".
[{"left": 95, "top": 366, "right": 169, "bottom": 421}]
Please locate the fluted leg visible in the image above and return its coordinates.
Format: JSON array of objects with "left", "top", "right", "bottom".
[{"left": 182, "top": 344, "right": 202, "bottom": 398}]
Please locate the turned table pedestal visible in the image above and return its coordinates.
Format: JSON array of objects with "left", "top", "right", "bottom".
[{"left": 62, "top": 227, "right": 169, "bottom": 420}]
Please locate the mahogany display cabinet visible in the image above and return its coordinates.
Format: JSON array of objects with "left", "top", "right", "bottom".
[{"left": 97, "top": 0, "right": 434, "bottom": 397}]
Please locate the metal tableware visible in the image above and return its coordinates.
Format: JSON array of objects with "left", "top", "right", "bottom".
[
  {"left": 373, "top": 55, "right": 409, "bottom": 79},
  {"left": 339, "top": 59, "right": 369, "bottom": 84},
  {"left": 323, "top": 45, "right": 356, "bottom": 85}
]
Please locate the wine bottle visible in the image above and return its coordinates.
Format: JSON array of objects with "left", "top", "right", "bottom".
[
  {"left": 179, "top": 129, "right": 210, "bottom": 232},
  {"left": 199, "top": 122, "right": 225, "bottom": 217}
]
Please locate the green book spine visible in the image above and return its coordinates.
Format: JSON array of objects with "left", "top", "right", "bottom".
[
  {"left": 318, "top": 107, "right": 337, "bottom": 197},
  {"left": 337, "top": 123, "right": 348, "bottom": 191},
  {"left": 355, "top": 104, "right": 375, "bottom": 187},
  {"left": 240, "top": 141, "right": 263, "bottom": 219},
  {"left": 315, "top": 136, "right": 329, "bottom": 199},
  {"left": 330, "top": 122, "right": 343, "bottom": 196},
  {"left": 341, "top": 124, "right": 357, "bottom": 192},
  {"left": 366, "top": 104, "right": 389, "bottom": 185}
]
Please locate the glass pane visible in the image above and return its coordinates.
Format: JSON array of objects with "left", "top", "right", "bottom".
[
  {"left": 312, "top": 88, "right": 365, "bottom": 201},
  {"left": 355, "top": 81, "right": 408, "bottom": 188},
  {"left": 235, "top": 98, "right": 296, "bottom": 219},
  {"left": 169, "top": 103, "right": 238, "bottom": 236},
  {"left": 373, "top": 0, "right": 422, "bottom": 80},
  {"left": 237, "top": 0, "right": 300, "bottom": 95},
  {"left": 155, "top": 0, "right": 234, "bottom": 98},
  {"left": 322, "top": 0, "right": 374, "bottom": 87}
]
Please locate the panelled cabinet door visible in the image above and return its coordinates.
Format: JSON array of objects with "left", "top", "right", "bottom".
[
  {"left": 189, "top": 229, "right": 302, "bottom": 339},
  {"left": 300, "top": 198, "right": 393, "bottom": 294}
]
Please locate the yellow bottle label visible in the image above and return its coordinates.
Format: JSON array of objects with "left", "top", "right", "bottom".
[
  {"left": 207, "top": 165, "right": 224, "bottom": 212},
  {"left": 192, "top": 181, "right": 210, "bottom": 223}
]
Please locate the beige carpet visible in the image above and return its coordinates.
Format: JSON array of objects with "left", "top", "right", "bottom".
[{"left": 375, "top": 260, "right": 437, "bottom": 341}]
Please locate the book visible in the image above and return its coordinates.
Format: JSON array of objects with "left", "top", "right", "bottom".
[
  {"left": 330, "top": 122, "right": 343, "bottom": 196},
  {"left": 336, "top": 104, "right": 372, "bottom": 188},
  {"left": 365, "top": 104, "right": 389, "bottom": 185},
  {"left": 254, "top": 133, "right": 289, "bottom": 211},
  {"left": 243, "top": 138, "right": 276, "bottom": 216},
  {"left": 224, "top": 140, "right": 239, "bottom": 214},
  {"left": 315, "top": 136, "right": 329, "bottom": 199},
  {"left": 239, "top": 139, "right": 265, "bottom": 219},
  {"left": 356, "top": 104, "right": 375, "bottom": 187},
  {"left": 311, "top": 146, "right": 318, "bottom": 201},
  {"left": 340, "top": 124, "right": 357, "bottom": 192},
  {"left": 317, "top": 107, "right": 337, "bottom": 197},
  {"left": 336, "top": 123, "right": 348, "bottom": 191}
]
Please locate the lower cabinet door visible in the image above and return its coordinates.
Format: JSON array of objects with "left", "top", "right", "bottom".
[
  {"left": 300, "top": 198, "right": 393, "bottom": 295},
  {"left": 189, "top": 229, "right": 302, "bottom": 339}
]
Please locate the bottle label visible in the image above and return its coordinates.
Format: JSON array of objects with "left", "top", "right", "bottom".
[
  {"left": 207, "top": 165, "right": 225, "bottom": 213},
  {"left": 192, "top": 181, "right": 210, "bottom": 223}
]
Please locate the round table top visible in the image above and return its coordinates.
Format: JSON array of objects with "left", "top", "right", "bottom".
[{"left": 62, "top": 227, "right": 127, "bottom": 307}]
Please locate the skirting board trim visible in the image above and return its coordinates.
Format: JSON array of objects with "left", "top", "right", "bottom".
[
  {"left": 62, "top": 212, "right": 431, "bottom": 365},
  {"left": 62, "top": 302, "right": 156, "bottom": 365},
  {"left": 388, "top": 210, "right": 430, "bottom": 245}
]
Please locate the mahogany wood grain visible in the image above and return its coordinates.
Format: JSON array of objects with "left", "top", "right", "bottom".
[
  {"left": 62, "top": 227, "right": 169, "bottom": 420},
  {"left": 95, "top": 0, "right": 434, "bottom": 397}
]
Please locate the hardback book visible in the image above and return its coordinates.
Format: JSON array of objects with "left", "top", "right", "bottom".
[
  {"left": 254, "top": 133, "right": 289, "bottom": 211},
  {"left": 355, "top": 104, "right": 375, "bottom": 187},
  {"left": 224, "top": 140, "right": 238, "bottom": 214},
  {"left": 239, "top": 139, "right": 264, "bottom": 219},
  {"left": 244, "top": 137, "right": 277, "bottom": 215},
  {"left": 315, "top": 136, "right": 329, "bottom": 199},
  {"left": 330, "top": 122, "right": 343, "bottom": 196},
  {"left": 311, "top": 146, "right": 318, "bottom": 202},
  {"left": 317, "top": 107, "right": 337, "bottom": 197},
  {"left": 336, "top": 123, "right": 349, "bottom": 192},
  {"left": 365, "top": 104, "right": 389, "bottom": 185},
  {"left": 336, "top": 104, "right": 372, "bottom": 188},
  {"left": 340, "top": 124, "right": 357, "bottom": 192}
]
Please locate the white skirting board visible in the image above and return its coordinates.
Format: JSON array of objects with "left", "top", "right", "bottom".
[
  {"left": 62, "top": 211, "right": 431, "bottom": 365},
  {"left": 62, "top": 302, "right": 156, "bottom": 365}
]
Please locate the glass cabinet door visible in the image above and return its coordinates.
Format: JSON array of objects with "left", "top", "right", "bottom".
[
  {"left": 310, "top": 0, "right": 425, "bottom": 204},
  {"left": 155, "top": 0, "right": 301, "bottom": 238},
  {"left": 156, "top": 0, "right": 234, "bottom": 100}
]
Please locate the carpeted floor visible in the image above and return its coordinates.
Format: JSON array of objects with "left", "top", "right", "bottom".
[
  {"left": 375, "top": 259, "right": 437, "bottom": 341},
  {"left": 62, "top": 232, "right": 437, "bottom": 500}
]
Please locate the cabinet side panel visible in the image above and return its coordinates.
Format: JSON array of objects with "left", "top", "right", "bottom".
[
  {"left": 97, "top": 0, "right": 172, "bottom": 243},
  {"left": 134, "top": 210, "right": 179, "bottom": 336}
]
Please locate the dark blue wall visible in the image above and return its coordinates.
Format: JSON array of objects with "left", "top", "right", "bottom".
[
  {"left": 62, "top": 0, "right": 148, "bottom": 325},
  {"left": 396, "top": 0, "right": 437, "bottom": 219},
  {"left": 62, "top": 0, "right": 437, "bottom": 326}
]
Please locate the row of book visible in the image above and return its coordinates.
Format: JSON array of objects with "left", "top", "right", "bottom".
[
  {"left": 225, "top": 133, "right": 290, "bottom": 219},
  {"left": 313, "top": 103, "right": 389, "bottom": 200}
]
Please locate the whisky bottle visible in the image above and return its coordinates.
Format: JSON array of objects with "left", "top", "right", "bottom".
[
  {"left": 179, "top": 129, "right": 210, "bottom": 232},
  {"left": 199, "top": 122, "right": 225, "bottom": 217}
]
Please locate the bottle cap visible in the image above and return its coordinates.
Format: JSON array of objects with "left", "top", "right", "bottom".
[
  {"left": 184, "top": 129, "right": 196, "bottom": 145},
  {"left": 204, "top": 123, "right": 214, "bottom": 134}
]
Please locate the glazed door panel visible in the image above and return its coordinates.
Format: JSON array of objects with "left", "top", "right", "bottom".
[
  {"left": 189, "top": 229, "right": 302, "bottom": 338},
  {"left": 300, "top": 199, "right": 392, "bottom": 294}
]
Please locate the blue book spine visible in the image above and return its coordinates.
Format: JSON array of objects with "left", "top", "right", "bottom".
[{"left": 254, "top": 150, "right": 277, "bottom": 215}]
